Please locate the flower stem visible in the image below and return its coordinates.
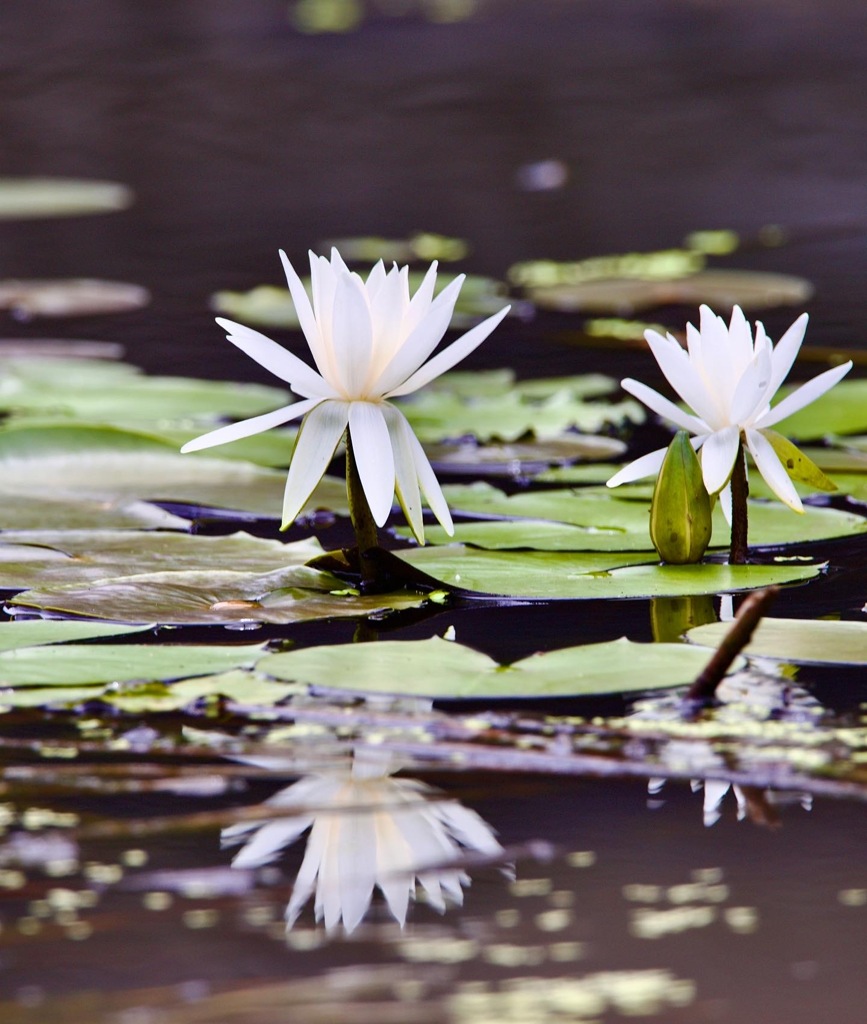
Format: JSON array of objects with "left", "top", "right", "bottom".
[
  {"left": 345, "top": 431, "right": 380, "bottom": 589},
  {"left": 729, "top": 438, "right": 749, "bottom": 565}
]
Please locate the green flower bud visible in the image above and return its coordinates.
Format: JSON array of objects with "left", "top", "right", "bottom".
[{"left": 650, "top": 430, "right": 713, "bottom": 564}]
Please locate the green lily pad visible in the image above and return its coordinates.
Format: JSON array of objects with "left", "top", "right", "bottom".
[
  {"left": 526, "top": 269, "right": 813, "bottom": 315},
  {"left": 0, "top": 620, "right": 151, "bottom": 652},
  {"left": 398, "top": 389, "right": 644, "bottom": 443},
  {"left": 0, "top": 642, "right": 267, "bottom": 688},
  {"left": 0, "top": 450, "right": 347, "bottom": 519},
  {"left": 425, "top": 436, "right": 625, "bottom": 477},
  {"left": 10, "top": 567, "right": 426, "bottom": 625},
  {"left": 774, "top": 379, "right": 867, "bottom": 440},
  {"left": 0, "top": 373, "right": 290, "bottom": 424},
  {"left": 0, "top": 490, "right": 190, "bottom": 531},
  {"left": 259, "top": 635, "right": 734, "bottom": 699},
  {"left": 0, "top": 178, "right": 133, "bottom": 219},
  {"left": 0, "top": 280, "right": 150, "bottom": 319},
  {"left": 686, "top": 617, "right": 867, "bottom": 666},
  {"left": 0, "top": 423, "right": 179, "bottom": 460},
  {"left": 413, "top": 483, "right": 867, "bottom": 551},
  {"left": 0, "top": 532, "right": 323, "bottom": 590},
  {"left": 0, "top": 356, "right": 141, "bottom": 388},
  {"left": 749, "top": 471, "right": 867, "bottom": 504},
  {"left": 400, "top": 545, "right": 822, "bottom": 599},
  {"left": 98, "top": 670, "right": 302, "bottom": 713}
]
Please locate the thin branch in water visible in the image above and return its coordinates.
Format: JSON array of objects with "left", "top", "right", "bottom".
[{"left": 686, "top": 586, "right": 778, "bottom": 704}]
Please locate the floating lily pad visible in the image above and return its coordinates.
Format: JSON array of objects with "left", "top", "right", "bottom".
[
  {"left": 322, "top": 232, "right": 470, "bottom": 264},
  {"left": 0, "top": 620, "right": 151, "bottom": 652},
  {"left": 0, "top": 340, "right": 125, "bottom": 360},
  {"left": 527, "top": 269, "right": 813, "bottom": 315},
  {"left": 686, "top": 617, "right": 867, "bottom": 666},
  {"left": 399, "top": 389, "right": 644, "bottom": 442},
  {"left": 0, "top": 450, "right": 347, "bottom": 519},
  {"left": 0, "top": 423, "right": 178, "bottom": 460},
  {"left": 401, "top": 545, "right": 821, "bottom": 599},
  {"left": 0, "top": 280, "right": 150, "bottom": 319},
  {"left": 774, "top": 380, "right": 867, "bottom": 440},
  {"left": 0, "top": 355, "right": 140, "bottom": 388},
  {"left": 0, "top": 373, "right": 290, "bottom": 423},
  {"left": 0, "top": 490, "right": 189, "bottom": 531},
  {"left": 0, "top": 532, "right": 323, "bottom": 590},
  {"left": 95, "top": 670, "right": 303, "bottom": 714},
  {"left": 10, "top": 567, "right": 425, "bottom": 625},
  {"left": 0, "top": 178, "right": 133, "bottom": 219},
  {"left": 411, "top": 484, "right": 867, "bottom": 551},
  {"left": 425, "top": 436, "right": 625, "bottom": 477},
  {"left": 0, "top": 642, "right": 267, "bottom": 688},
  {"left": 260, "top": 635, "right": 735, "bottom": 699}
]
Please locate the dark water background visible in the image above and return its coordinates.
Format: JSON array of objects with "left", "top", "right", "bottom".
[{"left": 0, "top": 2, "right": 866, "bottom": 1021}]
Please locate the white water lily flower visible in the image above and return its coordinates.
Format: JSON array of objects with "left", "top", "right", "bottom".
[
  {"left": 606, "top": 305, "right": 852, "bottom": 520},
  {"left": 182, "top": 249, "right": 510, "bottom": 542},
  {"left": 222, "top": 748, "right": 509, "bottom": 934}
]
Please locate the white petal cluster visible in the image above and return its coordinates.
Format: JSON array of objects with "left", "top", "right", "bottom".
[
  {"left": 607, "top": 305, "right": 852, "bottom": 517},
  {"left": 182, "top": 249, "right": 510, "bottom": 541},
  {"left": 222, "top": 749, "right": 508, "bottom": 934}
]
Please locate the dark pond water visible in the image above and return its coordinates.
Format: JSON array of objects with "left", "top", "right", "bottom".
[{"left": 1, "top": 1, "right": 866, "bottom": 1021}]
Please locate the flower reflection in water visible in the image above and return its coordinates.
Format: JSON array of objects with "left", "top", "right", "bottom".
[{"left": 223, "top": 747, "right": 509, "bottom": 934}]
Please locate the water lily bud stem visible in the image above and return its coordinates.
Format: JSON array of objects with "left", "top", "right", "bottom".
[
  {"left": 729, "top": 439, "right": 749, "bottom": 564},
  {"left": 345, "top": 432, "right": 381, "bottom": 589}
]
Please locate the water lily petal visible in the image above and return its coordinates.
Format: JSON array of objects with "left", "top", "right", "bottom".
[
  {"left": 348, "top": 401, "right": 395, "bottom": 526},
  {"left": 229, "top": 818, "right": 314, "bottom": 869},
  {"left": 644, "top": 329, "right": 718, "bottom": 425},
  {"left": 747, "top": 428, "right": 803, "bottom": 512},
  {"left": 331, "top": 272, "right": 373, "bottom": 396},
  {"left": 310, "top": 252, "right": 337, "bottom": 361},
  {"left": 374, "top": 814, "right": 413, "bottom": 926},
  {"left": 390, "top": 404, "right": 455, "bottom": 534},
  {"left": 373, "top": 274, "right": 466, "bottom": 396},
  {"left": 757, "top": 360, "right": 853, "bottom": 429},
  {"left": 764, "top": 312, "right": 808, "bottom": 398},
  {"left": 405, "top": 260, "right": 439, "bottom": 334},
  {"left": 385, "top": 303, "right": 510, "bottom": 398},
  {"left": 719, "top": 482, "right": 733, "bottom": 525},
  {"left": 368, "top": 262, "right": 408, "bottom": 378},
  {"left": 700, "top": 425, "right": 740, "bottom": 494},
  {"left": 281, "top": 399, "right": 349, "bottom": 528},
  {"left": 698, "top": 305, "right": 736, "bottom": 399},
  {"left": 382, "top": 403, "right": 424, "bottom": 542},
  {"left": 279, "top": 250, "right": 328, "bottom": 376},
  {"left": 726, "top": 306, "right": 754, "bottom": 375},
  {"left": 606, "top": 447, "right": 667, "bottom": 487},
  {"left": 214, "top": 317, "right": 334, "bottom": 399},
  {"left": 338, "top": 806, "right": 378, "bottom": 934},
  {"left": 729, "top": 344, "right": 772, "bottom": 425},
  {"left": 180, "top": 398, "right": 317, "bottom": 453},
  {"left": 620, "top": 379, "right": 709, "bottom": 434}
]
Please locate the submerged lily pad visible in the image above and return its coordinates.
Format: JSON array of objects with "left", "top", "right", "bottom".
[
  {"left": 0, "top": 280, "right": 150, "bottom": 319},
  {"left": 686, "top": 617, "right": 867, "bottom": 666},
  {"left": 260, "top": 635, "right": 734, "bottom": 699},
  {"left": 401, "top": 545, "right": 821, "bottom": 599},
  {"left": 0, "top": 532, "right": 323, "bottom": 590},
  {"left": 0, "top": 641, "right": 267, "bottom": 688},
  {"left": 10, "top": 566, "right": 425, "bottom": 625}
]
